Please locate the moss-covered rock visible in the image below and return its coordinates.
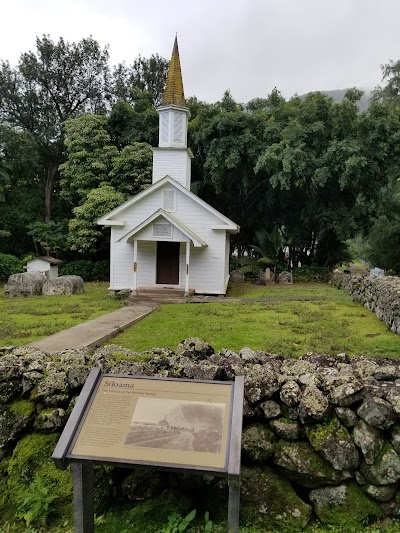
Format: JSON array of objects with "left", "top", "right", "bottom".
[
  {"left": 241, "top": 465, "right": 312, "bottom": 531},
  {"left": 360, "top": 444, "right": 400, "bottom": 485},
  {"left": 357, "top": 397, "right": 396, "bottom": 430},
  {"left": 6, "top": 433, "right": 72, "bottom": 523},
  {"left": 241, "top": 424, "right": 277, "bottom": 462},
  {"left": 353, "top": 419, "right": 385, "bottom": 465},
  {"left": 34, "top": 408, "right": 68, "bottom": 433},
  {"left": 243, "top": 364, "right": 280, "bottom": 404},
  {"left": 33, "top": 370, "right": 69, "bottom": 407},
  {"left": 274, "top": 440, "right": 351, "bottom": 488},
  {"left": 307, "top": 416, "right": 359, "bottom": 471},
  {"left": 269, "top": 418, "right": 303, "bottom": 440},
  {"left": 309, "top": 482, "right": 383, "bottom": 528},
  {"left": 0, "top": 380, "right": 22, "bottom": 404},
  {"left": 335, "top": 406, "right": 359, "bottom": 427},
  {"left": 0, "top": 399, "right": 35, "bottom": 459},
  {"left": 298, "top": 386, "right": 330, "bottom": 423}
]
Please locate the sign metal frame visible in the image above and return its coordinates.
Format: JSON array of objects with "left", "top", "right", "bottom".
[{"left": 53, "top": 368, "right": 244, "bottom": 533}]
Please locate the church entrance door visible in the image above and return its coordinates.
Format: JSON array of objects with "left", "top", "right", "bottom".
[{"left": 156, "top": 242, "right": 180, "bottom": 284}]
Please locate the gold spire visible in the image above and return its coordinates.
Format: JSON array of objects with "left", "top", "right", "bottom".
[{"left": 162, "top": 36, "right": 186, "bottom": 107}]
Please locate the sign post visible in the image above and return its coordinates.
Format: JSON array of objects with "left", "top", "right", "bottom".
[{"left": 53, "top": 369, "right": 244, "bottom": 533}]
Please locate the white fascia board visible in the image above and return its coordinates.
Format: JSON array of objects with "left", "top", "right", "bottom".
[
  {"left": 97, "top": 175, "right": 239, "bottom": 229},
  {"left": 117, "top": 209, "right": 207, "bottom": 248},
  {"left": 102, "top": 220, "right": 125, "bottom": 227},
  {"left": 211, "top": 225, "right": 241, "bottom": 234}
]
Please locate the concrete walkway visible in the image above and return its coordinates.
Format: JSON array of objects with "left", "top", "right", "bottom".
[{"left": 26, "top": 304, "right": 157, "bottom": 355}]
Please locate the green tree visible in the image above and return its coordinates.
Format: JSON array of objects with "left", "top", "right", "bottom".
[
  {"left": 108, "top": 90, "right": 159, "bottom": 149},
  {"left": 255, "top": 90, "right": 393, "bottom": 267},
  {"left": 112, "top": 54, "right": 169, "bottom": 106},
  {"left": 0, "top": 35, "right": 110, "bottom": 222},
  {"left": 372, "top": 59, "right": 400, "bottom": 106},
  {"left": 59, "top": 114, "right": 118, "bottom": 205},
  {"left": 27, "top": 220, "right": 67, "bottom": 256},
  {"left": 60, "top": 113, "right": 153, "bottom": 255},
  {"left": 109, "top": 142, "right": 152, "bottom": 196},
  {"left": 68, "top": 183, "right": 125, "bottom": 254},
  {"left": 189, "top": 92, "right": 267, "bottom": 255}
]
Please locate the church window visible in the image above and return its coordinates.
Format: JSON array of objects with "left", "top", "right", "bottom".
[{"left": 163, "top": 190, "right": 176, "bottom": 211}]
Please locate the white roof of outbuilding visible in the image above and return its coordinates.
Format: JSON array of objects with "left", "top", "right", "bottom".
[{"left": 27, "top": 256, "right": 62, "bottom": 265}]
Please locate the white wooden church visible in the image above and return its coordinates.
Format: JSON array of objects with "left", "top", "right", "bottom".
[{"left": 98, "top": 38, "right": 239, "bottom": 295}]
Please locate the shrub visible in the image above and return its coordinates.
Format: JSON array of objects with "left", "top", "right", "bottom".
[
  {"left": 0, "top": 253, "right": 23, "bottom": 282},
  {"left": 59, "top": 260, "right": 109, "bottom": 281},
  {"left": 293, "top": 266, "right": 331, "bottom": 282}
]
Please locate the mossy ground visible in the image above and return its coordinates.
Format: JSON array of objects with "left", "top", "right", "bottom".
[
  {"left": 3, "top": 433, "right": 72, "bottom": 525},
  {"left": 312, "top": 482, "right": 383, "bottom": 530},
  {"left": 110, "top": 294, "right": 400, "bottom": 358},
  {"left": 0, "top": 282, "right": 123, "bottom": 346}
]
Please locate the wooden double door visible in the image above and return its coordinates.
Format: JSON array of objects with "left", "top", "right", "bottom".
[{"left": 156, "top": 242, "right": 180, "bottom": 285}]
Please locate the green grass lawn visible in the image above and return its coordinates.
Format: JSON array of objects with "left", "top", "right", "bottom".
[
  {"left": 226, "top": 282, "right": 345, "bottom": 298},
  {"left": 0, "top": 282, "right": 123, "bottom": 346},
  {"left": 110, "top": 295, "right": 400, "bottom": 358}
]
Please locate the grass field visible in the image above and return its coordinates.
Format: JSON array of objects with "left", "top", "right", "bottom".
[
  {"left": 110, "top": 283, "right": 400, "bottom": 358},
  {"left": 0, "top": 282, "right": 122, "bottom": 346}
]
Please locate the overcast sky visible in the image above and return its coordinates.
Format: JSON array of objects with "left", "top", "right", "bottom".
[{"left": 2, "top": 0, "right": 400, "bottom": 103}]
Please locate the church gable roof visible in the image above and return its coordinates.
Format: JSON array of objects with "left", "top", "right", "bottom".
[
  {"left": 117, "top": 209, "right": 207, "bottom": 247},
  {"left": 97, "top": 175, "right": 239, "bottom": 233}
]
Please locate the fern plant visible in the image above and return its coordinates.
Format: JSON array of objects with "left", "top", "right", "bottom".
[{"left": 17, "top": 474, "right": 58, "bottom": 527}]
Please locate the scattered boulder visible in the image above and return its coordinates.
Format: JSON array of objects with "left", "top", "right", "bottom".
[
  {"left": 259, "top": 400, "right": 281, "bottom": 419},
  {"left": 229, "top": 270, "right": 244, "bottom": 283},
  {"left": 278, "top": 271, "right": 293, "bottom": 284},
  {"left": 42, "top": 275, "right": 84, "bottom": 295},
  {"left": 4, "top": 272, "right": 46, "bottom": 298}
]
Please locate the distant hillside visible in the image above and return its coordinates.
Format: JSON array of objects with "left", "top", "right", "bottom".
[{"left": 301, "top": 88, "right": 372, "bottom": 111}]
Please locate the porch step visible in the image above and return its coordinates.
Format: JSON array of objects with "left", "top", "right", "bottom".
[
  {"left": 125, "top": 288, "right": 194, "bottom": 306},
  {"left": 137, "top": 288, "right": 194, "bottom": 297}
]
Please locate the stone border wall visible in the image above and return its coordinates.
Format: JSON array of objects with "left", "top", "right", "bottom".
[
  {"left": 332, "top": 272, "right": 400, "bottom": 335},
  {"left": 1, "top": 339, "right": 400, "bottom": 530}
]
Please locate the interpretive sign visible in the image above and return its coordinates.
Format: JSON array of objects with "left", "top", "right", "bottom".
[
  {"left": 52, "top": 369, "right": 244, "bottom": 533},
  {"left": 70, "top": 376, "right": 232, "bottom": 470}
]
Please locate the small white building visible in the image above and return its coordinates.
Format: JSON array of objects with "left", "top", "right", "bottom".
[
  {"left": 26, "top": 256, "right": 62, "bottom": 280},
  {"left": 98, "top": 38, "right": 239, "bottom": 295}
]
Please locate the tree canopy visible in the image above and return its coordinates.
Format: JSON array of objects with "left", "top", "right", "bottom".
[{"left": 0, "top": 37, "right": 399, "bottom": 272}]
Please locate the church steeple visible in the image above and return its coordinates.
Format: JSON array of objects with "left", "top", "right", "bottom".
[
  {"left": 153, "top": 37, "right": 193, "bottom": 190},
  {"left": 162, "top": 36, "right": 186, "bottom": 107}
]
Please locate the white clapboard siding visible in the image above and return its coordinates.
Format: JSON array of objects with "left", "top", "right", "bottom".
[
  {"left": 152, "top": 149, "right": 191, "bottom": 189},
  {"left": 108, "top": 182, "right": 235, "bottom": 294}
]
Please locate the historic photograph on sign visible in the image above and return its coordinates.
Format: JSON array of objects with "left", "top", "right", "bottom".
[{"left": 124, "top": 397, "right": 225, "bottom": 453}]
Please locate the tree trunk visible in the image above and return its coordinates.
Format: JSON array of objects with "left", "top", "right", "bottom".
[{"left": 44, "top": 163, "right": 58, "bottom": 223}]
